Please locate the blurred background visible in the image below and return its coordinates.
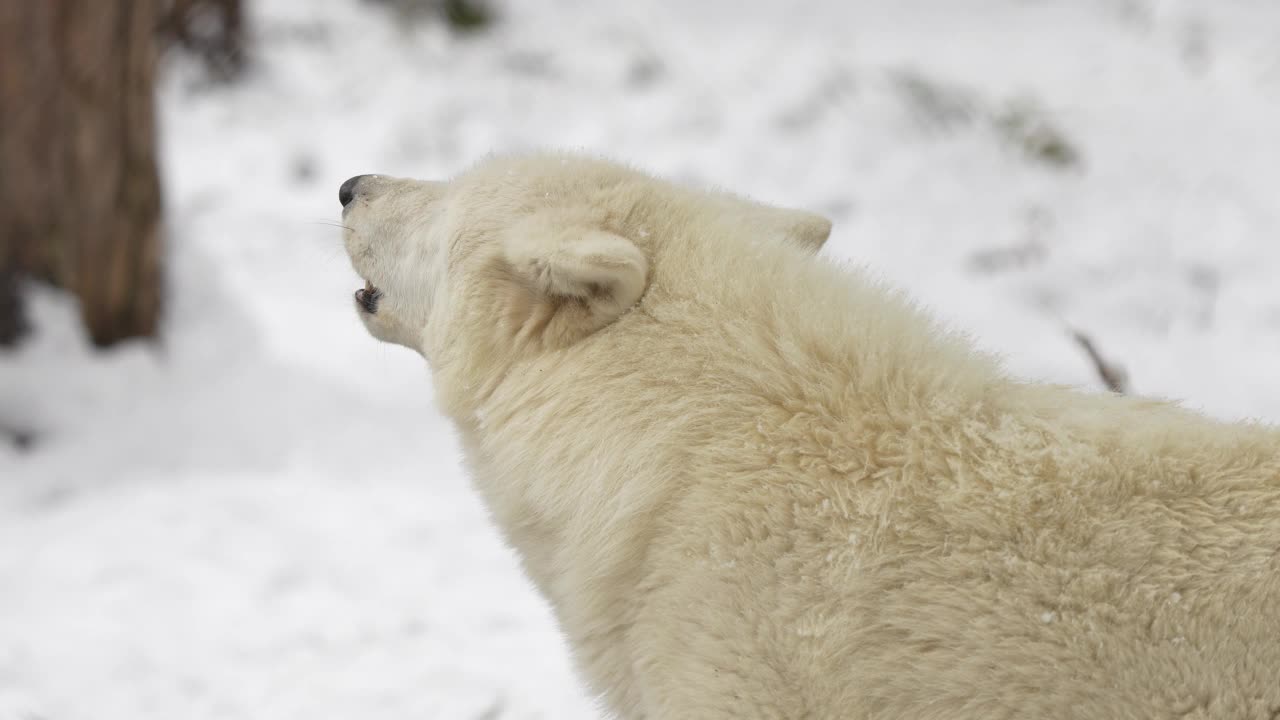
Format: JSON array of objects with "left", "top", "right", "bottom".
[{"left": 1, "top": 0, "right": 1278, "bottom": 717}]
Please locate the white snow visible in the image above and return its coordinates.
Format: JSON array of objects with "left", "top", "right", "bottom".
[{"left": 3, "top": 0, "right": 1279, "bottom": 718}]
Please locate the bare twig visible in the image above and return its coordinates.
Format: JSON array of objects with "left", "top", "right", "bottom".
[{"left": 1070, "top": 329, "right": 1129, "bottom": 394}]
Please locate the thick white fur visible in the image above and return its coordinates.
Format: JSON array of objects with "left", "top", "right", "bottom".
[{"left": 342, "top": 152, "right": 1280, "bottom": 719}]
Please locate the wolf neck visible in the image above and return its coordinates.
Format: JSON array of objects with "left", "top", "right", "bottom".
[
  {"left": 679, "top": 236, "right": 1007, "bottom": 415},
  {"left": 450, "top": 240, "right": 1005, "bottom": 616}
]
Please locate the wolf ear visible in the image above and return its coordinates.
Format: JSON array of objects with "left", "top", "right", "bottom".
[
  {"left": 500, "top": 218, "right": 648, "bottom": 348},
  {"left": 776, "top": 209, "right": 833, "bottom": 254},
  {"left": 750, "top": 206, "right": 831, "bottom": 254},
  {"left": 713, "top": 193, "right": 832, "bottom": 254}
]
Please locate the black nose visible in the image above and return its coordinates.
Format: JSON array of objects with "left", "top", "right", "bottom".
[{"left": 339, "top": 175, "right": 369, "bottom": 208}]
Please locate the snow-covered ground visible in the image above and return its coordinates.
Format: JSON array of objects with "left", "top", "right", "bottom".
[{"left": 2, "top": 0, "right": 1279, "bottom": 717}]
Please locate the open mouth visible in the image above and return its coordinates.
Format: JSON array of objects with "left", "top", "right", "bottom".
[{"left": 354, "top": 280, "right": 382, "bottom": 314}]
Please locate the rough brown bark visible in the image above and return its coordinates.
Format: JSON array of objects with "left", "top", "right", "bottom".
[
  {"left": 0, "top": 0, "right": 165, "bottom": 347},
  {"left": 0, "top": 268, "right": 25, "bottom": 346}
]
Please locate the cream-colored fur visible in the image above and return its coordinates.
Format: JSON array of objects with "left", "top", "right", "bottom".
[{"left": 341, "top": 152, "right": 1280, "bottom": 719}]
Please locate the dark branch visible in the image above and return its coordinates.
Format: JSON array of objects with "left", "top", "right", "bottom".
[{"left": 1070, "top": 329, "right": 1129, "bottom": 395}]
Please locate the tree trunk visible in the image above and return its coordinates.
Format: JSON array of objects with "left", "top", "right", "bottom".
[
  {"left": 0, "top": 0, "right": 164, "bottom": 347},
  {"left": 0, "top": 268, "right": 25, "bottom": 346}
]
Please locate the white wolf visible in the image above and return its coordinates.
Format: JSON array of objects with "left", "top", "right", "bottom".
[{"left": 339, "top": 152, "right": 1280, "bottom": 720}]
